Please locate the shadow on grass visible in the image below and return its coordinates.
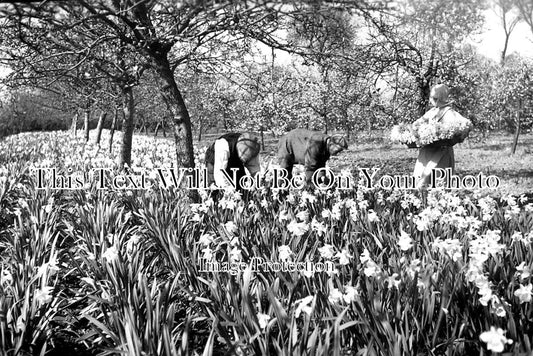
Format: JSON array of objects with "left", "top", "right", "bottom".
[
  {"left": 335, "top": 157, "right": 416, "bottom": 176},
  {"left": 350, "top": 145, "right": 396, "bottom": 153},
  {"left": 460, "top": 168, "right": 533, "bottom": 180},
  {"left": 472, "top": 143, "right": 515, "bottom": 151}
]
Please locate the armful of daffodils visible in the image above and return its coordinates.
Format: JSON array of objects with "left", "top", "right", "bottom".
[{"left": 390, "top": 111, "right": 472, "bottom": 149}]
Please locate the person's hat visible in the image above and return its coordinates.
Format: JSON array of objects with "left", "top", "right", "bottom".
[
  {"left": 327, "top": 135, "right": 348, "bottom": 155},
  {"left": 431, "top": 84, "right": 453, "bottom": 107},
  {"left": 329, "top": 135, "right": 348, "bottom": 149},
  {"left": 237, "top": 135, "right": 260, "bottom": 163}
]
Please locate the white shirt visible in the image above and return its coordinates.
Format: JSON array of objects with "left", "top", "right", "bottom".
[{"left": 213, "top": 138, "right": 260, "bottom": 188}]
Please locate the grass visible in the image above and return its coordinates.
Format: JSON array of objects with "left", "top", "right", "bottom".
[
  {"left": 332, "top": 132, "right": 533, "bottom": 196},
  {"left": 149, "top": 129, "right": 533, "bottom": 196}
]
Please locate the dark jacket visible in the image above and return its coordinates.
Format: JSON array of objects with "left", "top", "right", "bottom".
[
  {"left": 205, "top": 132, "right": 247, "bottom": 188},
  {"left": 278, "top": 129, "right": 330, "bottom": 181}
]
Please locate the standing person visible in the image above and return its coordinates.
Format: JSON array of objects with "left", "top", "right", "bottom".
[
  {"left": 413, "top": 84, "right": 468, "bottom": 188},
  {"left": 205, "top": 132, "right": 261, "bottom": 192},
  {"left": 277, "top": 128, "right": 348, "bottom": 187}
]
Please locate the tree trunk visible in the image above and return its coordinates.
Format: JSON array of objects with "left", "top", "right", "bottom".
[
  {"left": 154, "top": 122, "right": 160, "bottom": 137},
  {"left": 511, "top": 111, "right": 520, "bottom": 155},
  {"left": 109, "top": 105, "right": 118, "bottom": 153},
  {"left": 83, "top": 109, "right": 90, "bottom": 142},
  {"left": 149, "top": 53, "right": 197, "bottom": 202},
  {"left": 71, "top": 111, "right": 78, "bottom": 137},
  {"left": 223, "top": 114, "right": 228, "bottom": 131},
  {"left": 417, "top": 78, "right": 431, "bottom": 116},
  {"left": 501, "top": 34, "right": 510, "bottom": 66},
  {"left": 162, "top": 121, "right": 167, "bottom": 137},
  {"left": 119, "top": 86, "right": 135, "bottom": 168},
  {"left": 150, "top": 54, "right": 195, "bottom": 169},
  {"left": 260, "top": 127, "right": 265, "bottom": 151},
  {"left": 95, "top": 111, "right": 107, "bottom": 146},
  {"left": 198, "top": 122, "right": 203, "bottom": 142}
]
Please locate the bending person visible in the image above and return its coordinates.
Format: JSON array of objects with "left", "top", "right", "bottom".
[
  {"left": 205, "top": 132, "right": 261, "bottom": 192},
  {"left": 277, "top": 128, "right": 348, "bottom": 187}
]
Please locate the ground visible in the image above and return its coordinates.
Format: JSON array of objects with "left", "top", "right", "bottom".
[
  {"left": 186, "top": 130, "right": 533, "bottom": 196},
  {"left": 2, "top": 128, "right": 533, "bottom": 355}
]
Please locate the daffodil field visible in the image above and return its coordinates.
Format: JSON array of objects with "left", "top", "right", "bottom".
[{"left": 1, "top": 130, "right": 533, "bottom": 356}]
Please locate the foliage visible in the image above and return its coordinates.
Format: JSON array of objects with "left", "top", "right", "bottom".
[
  {"left": 484, "top": 57, "right": 533, "bottom": 131},
  {"left": 455, "top": 55, "right": 533, "bottom": 132},
  {"left": 0, "top": 0, "right": 532, "bottom": 155},
  {"left": 360, "top": 0, "right": 486, "bottom": 116},
  {"left": 0, "top": 89, "right": 70, "bottom": 138}
]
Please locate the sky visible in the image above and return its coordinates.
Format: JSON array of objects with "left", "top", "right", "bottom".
[
  {"left": 264, "top": 8, "right": 533, "bottom": 66},
  {"left": 472, "top": 8, "right": 533, "bottom": 62}
]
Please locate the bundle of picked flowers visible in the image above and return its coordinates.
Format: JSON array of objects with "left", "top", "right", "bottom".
[
  {"left": 390, "top": 123, "right": 417, "bottom": 146},
  {"left": 390, "top": 110, "right": 472, "bottom": 148}
]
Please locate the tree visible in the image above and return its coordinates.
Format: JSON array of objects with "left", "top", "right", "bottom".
[
  {"left": 360, "top": 0, "right": 485, "bottom": 117},
  {"left": 286, "top": 8, "right": 364, "bottom": 132},
  {"left": 516, "top": 0, "right": 533, "bottom": 35},
  {"left": 1, "top": 0, "right": 394, "bottom": 172},
  {"left": 0, "top": 2, "right": 147, "bottom": 167},
  {"left": 0, "top": 88, "right": 70, "bottom": 136},
  {"left": 71, "top": 0, "right": 304, "bottom": 169},
  {"left": 490, "top": 58, "right": 533, "bottom": 152},
  {"left": 493, "top": 0, "right": 521, "bottom": 65}
]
